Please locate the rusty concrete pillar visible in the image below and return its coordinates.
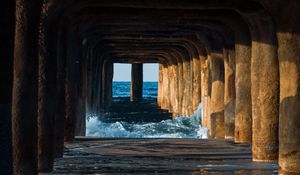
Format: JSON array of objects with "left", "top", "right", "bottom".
[
  {"left": 201, "top": 59, "right": 209, "bottom": 128},
  {"left": 182, "top": 60, "right": 192, "bottom": 116},
  {"left": 167, "top": 66, "right": 174, "bottom": 111},
  {"left": 192, "top": 56, "right": 201, "bottom": 112},
  {"left": 54, "top": 29, "right": 67, "bottom": 158},
  {"left": 160, "top": 65, "right": 166, "bottom": 109},
  {"left": 0, "top": 0, "right": 14, "bottom": 173},
  {"left": 248, "top": 14, "right": 279, "bottom": 162},
  {"left": 277, "top": 8, "right": 300, "bottom": 173},
  {"left": 234, "top": 40, "right": 252, "bottom": 144},
  {"left": 12, "top": 0, "right": 41, "bottom": 174},
  {"left": 37, "top": 5, "right": 57, "bottom": 171},
  {"left": 223, "top": 49, "right": 235, "bottom": 139},
  {"left": 169, "top": 64, "right": 179, "bottom": 116},
  {"left": 130, "top": 63, "right": 143, "bottom": 102},
  {"left": 157, "top": 64, "right": 163, "bottom": 107},
  {"left": 209, "top": 54, "right": 225, "bottom": 139}
]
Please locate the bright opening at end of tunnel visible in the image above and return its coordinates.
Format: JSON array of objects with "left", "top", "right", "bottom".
[{"left": 86, "top": 63, "right": 208, "bottom": 139}]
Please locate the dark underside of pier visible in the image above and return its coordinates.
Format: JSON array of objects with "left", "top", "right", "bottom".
[{"left": 51, "top": 138, "right": 278, "bottom": 174}]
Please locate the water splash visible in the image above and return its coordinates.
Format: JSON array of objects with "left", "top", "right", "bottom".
[{"left": 86, "top": 103, "right": 208, "bottom": 139}]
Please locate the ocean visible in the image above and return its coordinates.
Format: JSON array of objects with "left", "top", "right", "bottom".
[{"left": 86, "top": 81, "right": 207, "bottom": 138}]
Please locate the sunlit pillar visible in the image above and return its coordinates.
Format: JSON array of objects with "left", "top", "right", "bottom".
[
  {"left": 224, "top": 49, "right": 235, "bottom": 139},
  {"left": 278, "top": 32, "right": 300, "bottom": 173},
  {"left": 209, "top": 54, "right": 225, "bottom": 139}
]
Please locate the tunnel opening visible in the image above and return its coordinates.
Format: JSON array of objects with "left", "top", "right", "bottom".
[
  {"left": 4, "top": 0, "right": 300, "bottom": 173},
  {"left": 86, "top": 63, "right": 207, "bottom": 139}
]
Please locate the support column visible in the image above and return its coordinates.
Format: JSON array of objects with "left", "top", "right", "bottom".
[
  {"left": 277, "top": 8, "right": 300, "bottom": 173},
  {"left": 224, "top": 49, "right": 235, "bottom": 139},
  {"left": 234, "top": 40, "right": 252, "bottom": 143},
  {"left": 201, "top": 59, "right": 209, "bottom": 128},
  {"left": 157, "top": 64, "right": 163, "bottom": 107},
  {"left": 248, "top": 14, "right": 279, "bottom": 162},
  {"left": 102, "top": 60, "right": 113, "bottom": 110},
  {"left": 169, "top": 64, "right": 179, "bottom": 117},
  {"left": 37, "top": 6, "right": 57, "bottom": 171},
  {"left": 192, "top": 56, "right": 201, "bottom": 112},
  {"left": 12, "top": 0, "right": 41, "bottom": 174},
  {"left": 0, "top": 0, "right": 14, "bottom": 173},
  {"left": 64, "top": 30, "right": 80, "bottom": 142},
  {"left": 161, "top": 65, "right": 170, "bottom": 110},
  {"left": 209, "top": 54, "right": 225, "bottom": 139},
  {"left": 182, "top": 60, "right": 191, "bottom": 115},
  {"left": 54, "top": 28, "right": 66, "bottom": 158},
  {"left": 130, "top": 63, "right": 143, "bottom": 102}
]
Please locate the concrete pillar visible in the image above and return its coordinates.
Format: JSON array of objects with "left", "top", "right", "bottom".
[
  {"left": 64, "top": 30, "right": 80, "bottom": 142},
  {"left": 201, "top": 59, "right": 209, "bottom": 128},
  {"left": 161, "top": 65, "right": 169, "bottom": 109},
  {"left": 192, "top": 56, "right": 201, "bottom": 112},
  {"left": 75, "top": 96, "right": 86, "bottom": 136},
  {"left": 169, "top": 64, "right": 179, "bottom": 116},
  {"left": 224, "top": 49, "right": 235, "bottom": 139},
  {"left": 277, "top": 20, "right": 300, "bottom": 173},
  {"left": 182, "top": 60, "right": 192, "bottom": 116},
  {"left": 209, "top": 54, "right": 225, "bottom": 139},
  {"left": 102, "top": 61, "right": 113, "bottom": 109},
  {"left": 54, "top": 29, "right": 66, "bottom": 158},
  {"left": 248, "top": 14, "right": 279, "bottom": 162},
  {"left": 177, "top": 60, "right": 184, "bottom": 115},
  {"left": 157, "top": 64, "right": 163, "bottom": 107},
  {"left": 0, "top": 1, "right": 15, "bottom": 174},
  {"left": 37, "top": 6, "right": 57, "bottom": 171},
  {"left": 0, "top": 0, "right": 14, "bottom": 174},
  {"left": 12, "top": 0, "right": 41, "bottom": 174},
  {"left": 167, "top": 65, "right": 173, "bottom": 111},
  {"left": 234, "top": 42, "right": 252, "bottom": 143},
  {"left": 130, "top": 63, "right": 143, "bottom": 102}
]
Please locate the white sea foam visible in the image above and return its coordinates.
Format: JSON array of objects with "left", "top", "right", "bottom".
[{"left": 86, "top": 103, "right": 208, "bottom": 139}]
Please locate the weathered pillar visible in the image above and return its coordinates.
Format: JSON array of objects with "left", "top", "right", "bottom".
[
  {"left": 182, "top": 59, "right": 192, "bottom": 116},
  {"left": 161, "top": 65, "right": 170, "bottom": 110},
  {"left": 192, "top": 56, "right": 201, "bottom": 112},
  {"left": 0, "top": 0, "right": 14, "bottom": 173},
  {"left": 176, "top": 60, "right": 184, "bottom": 115},
  {"left": 12, "top": 0, "right": 41, "bottom": 174},
  {"left": 278, "top": 33, "right": 300, "bottom": 174},
  {"left": 224, "top": 49, "right": 235, "bottom": 139},
  {"left": 64, "top": 30, "right": 80, "bottom": 142},
  {"left": 209, "top": 54, "right": 225, "bottom": 139},
  {"left": 248, "top": 14, "right": 279, "bottom": 162},
  {"left": 102, "top": 61, "right": 113, "bottom": 109},
  {"left": 234, "top": 39, "right": 252, "bottom": 143},
  {"left": 169, "top": 64, "right": 179, "bottom": 116},
  {"left": 277, "top": 4, "right": 300, "bottom": 173},
  {"left": 75, "top": 48, "right": 87, "bottom": 136},
  {"left": 37, "top": 5, "right": 57, "bottom": 171},
  {"left": 130, "top": 63, "right": 143, "bottom": 102},
  {"left": 54, "top": 28, "right": 66, "bottom": 158},
  {"left": 201, "top": 59, "right": 209, "bottom": 128},
  {"left": 157, "top": 64, "right": 163, "bottom": 107}
]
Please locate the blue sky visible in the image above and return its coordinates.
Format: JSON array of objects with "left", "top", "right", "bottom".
[{"left": 113, "top": 63, "right": 158, "bottom": 82}]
